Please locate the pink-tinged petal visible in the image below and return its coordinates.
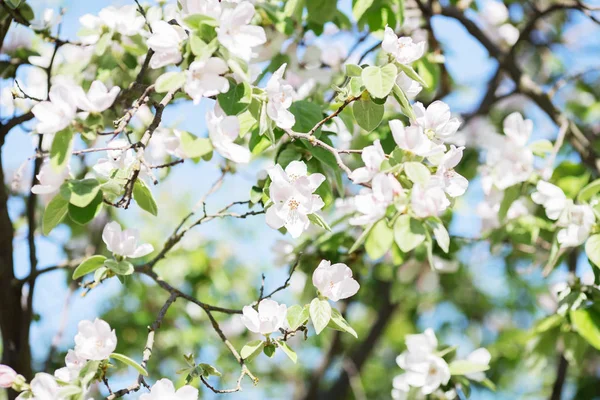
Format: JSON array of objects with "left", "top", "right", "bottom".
[
  {"left": 265, "top": 206, "right": 285, "bottom": 229},
  {"left": 241, "top": 306, "right": 260, "bottom": 333},
  {"left": 131, "top": 243, "right": 154, "bottom": 258}
]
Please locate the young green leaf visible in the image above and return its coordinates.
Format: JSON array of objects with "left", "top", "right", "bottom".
[
  {"left": 365, "top": 219, "right": 393, "bottom": 260},
  {"left": 404, "top": 162, "right": 430, "bottom": 185},
  {"left": 393, "top": 215, "right": 426, "bottom": 253},
  {"left": 396, "top": 63, "right": 428, "bottom": 88},
  {"left": 50, "top": 128, "right": 74, "bottom": 172},
  {"left": 310, "top": 298, "right": 332, "bottom": 335},
  {"left": 308, "top": 213, "right": 332, "bottom": 232},
  {"left": 61, "top": 179, "right": 101, "bottom": 208},
  {"left": 586, "top": 234, "right": 600, "bottom": 268},
  {"left": 104, "top": 259, "right": 134, "bottom": 276},
  {"left": 570, "top": 307, "right": 600, "bottom": 350},
  {"left": 286, "top": 305, "right": 309, "bottom": 331},
  {"left": 328, "top": 308, "right": 358, "bottom": 338},
  {"left": 73, "top": 255, "right": 107, "bottom": 280},
  {"left": 240, "top": 340, "right": 265, "bottom": 360},
  {"left": 361, "top": 64, "right": 397, "bottom": 99},
  {"left": 448, "top": 360, "right": 490, "bottom": 376},
  {"left": 155, "top": 71, "right": 186, "bottom": 94},
  {"left": 110, "top": 353, "right": 148, "bottom": 376},
  {"left": 352, "top": 95, "right": 384, "bottom": 132},
  {"left": 133, "top": 180, "right": 158, "bottom": 216},
  {"left": 278, "top": 342, "right": 298, "bottom": 363},
  {"left": 42, "top": 193, "right": 69, "bottom": 235}
]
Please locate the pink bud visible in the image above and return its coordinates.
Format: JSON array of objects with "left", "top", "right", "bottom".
[{"left": 0, "top": 364, "right": 17, "bottom": 388}]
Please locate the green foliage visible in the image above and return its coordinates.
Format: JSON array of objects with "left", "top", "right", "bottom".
[
  {"left": 352, "top": 95, "right": 384, "bottom": 132},
  {"left": 73, "top": 255, "right": 107, "bottom": 280},
  {"left": 309, "top": 298, "right": 332, "bottom": 334},
  {"left": 133, "top": 180, "right": 158, "bottom": 216},
  {"left": 43, "top": 194, "right": 69, "bottom": 235}
]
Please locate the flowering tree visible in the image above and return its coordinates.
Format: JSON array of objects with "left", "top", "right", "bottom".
[{"left": 1, "top": 0, "right": 600, "bottom": 399}]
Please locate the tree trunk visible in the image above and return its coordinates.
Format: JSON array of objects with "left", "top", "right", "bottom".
[{"left": 0, "top": 136, "right": 32, "bottom": 399}]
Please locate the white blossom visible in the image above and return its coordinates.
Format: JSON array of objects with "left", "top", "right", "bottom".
[
  {"left": 76, "top": 80, "right": 120, "bottom": 113},
  {"left": 184, "top": 58, "right": 230, "bottom": 104},
  {"left": 557, "top": 204, "right": 595, "bottom": 248},
  {"left": 531, "top": 181, "right": 568, "bottom": 220},
  {"left": 394, "top": 329, "right": 450, "bottom": 395},
  {"left": 207, "top": 107, "right": 251, "bottom": 164},
  {"left": 465, "top": 348, "right": 491, "bottom": 382},
  {"left": 31, "top": 81, "right": 78, "bottom": 134},
  {"left": 431, "top": 256, "right": 459, "bottom": 273},
  {"left": 503, "top": 112, "right": 533, "bottom": 147},
  {"left": 266, "top": 161, "right": 325, "bottom": 238},
  {"left": 31, "top": 159, "right": 70, "bottom": 195},
  {"left": 0, "top": 365, "right": 17, "bottom": 389},
  {"left": 266, "top": 63, "right": 295, "bottom": 130},
  {"left": 93, "top": 139, "right": 136, "bottom": 177},
  {"left": 382, "top": 27, "right": 426, "bottom": 64},
  {"left": 413, "top": 101, "right": 461, "bottom": 141},
  {"left": 350, "top": 173, "right": 404, "bottom": 226},
  {"left": 54, "top": 350, "right": 86, "bottom": 383},
  {"left": 180, "top": 0, "right": 222, "bottom": 19},
  {"left": 396, "top": 71, "right": 422, "bottom": 99},
  {"left": 74, "top": 318, "right": 117, "bottom": 361},
  {"left": 147, "top": 21, "right": 187, "bottom": 69},
  {"left": 140, "top": 379, "right": 198, "bottom": 400},
  {"left": 21, "top": 373, "right": 60, "bottom": 400},
  {"left": 31, "top": 9, "right": 61, "bottom": 31},
  {"left": 312, "top": 260, "right": 360, "bottom": 301},
  {"left": 102, "top": 221, "right": 154, "bottom": 259},
  {"left": 217, "top": 2, "right": 266, "bottom": 61},
  {"left": 241, "top": 299, "right": 287, "bottom": 335},
  {"left": 434, "top": 145, "right": 469, "bottom": 198},
  {"left": 390, "top": 120, "right": 444, "bottom": 158},
  {"left": 348, "top": 140, "right": 385, "bottom": 184},
  {"left": 411, "top": 180, "right": 450, "bottom": 218}
]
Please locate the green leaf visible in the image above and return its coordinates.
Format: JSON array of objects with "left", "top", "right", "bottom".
[
  {"left": 110, "top": 353, "right": 148, "bottom": 376},
  {"left": 570, "top": 307, "right": 600, "bottom": 350},
  {"left": 42, "top": 194, "right": 69, "bottom": 235},
  {"left": 263, "top": 344, "right": 276, "bottom": 357},
  {"left": 289, "top": 101, "right": 323, "bottom": 134},
  {"left": 352, "top": 95, "right": 384, "bottom": 132},
  {"left": 353, "top": 0, "right": 375, "bottom": 21},
  {"left": 104, "top": 259, "right": 134, "bottom": 276},
  {"left": 133, "top": 180, "right": 158, "bottom": 216},
  {"left": 155, "top": 71, "right": 186, "bottom": 94},
  {"left": 361, "top": 64, "right": 397, "bottom": 99},
  {"left": 198, "top": 363, "right": 221, "bottom": 377},
  {"left": 552, "top": 161, "right": 590, "bottom": 198},
  {"left": 429, "top": 218, "right": 449, "bottom": 253},
  {"left": 73, "top": 255, "right": 107, "bottom": 280},
  {"left": 392, "top": 84, "right": 416, "bottom": 120},
  {"left": 308, "top": 213, "right": 331, "bottom": 232},
  {"left": 404, "top": 162, "right": 430, "bottom": 185},
  {"left": 306, "top": 0, "right": 337, "bottom": 24},
  {"left": 217, "top": 80, "right": 252, "bottom": 115},
  {"left": 5, "top": 0, "right": 22, "bottom": 9},
  {"left": 328, "top": 308, "right": 358, "bottom": 338},
  {"left": 183, "top": 14, "right": 218, "bottom": 29},
  {"left": 529, "top": 139, "right": 553, "bottom": 156},
  {"left": 586, "top": 234, "right": 600, "bottom": 268},
  {"left": 179, "top": 131, "right": 213, "bottom": 158},
  {"left": 578, "top": 179, "right": 600, "bottom": 203},
  {"left": 448, "top": 360, "right": 490, "bottom": 376},
  {"left": 396, "top": 63, "right": 428, "bottom": 88},
  {"left": 68, "top": 191, "right": 103, "bottom": 225},
  {"left": 61, "top": 179, "right": 101, "bottom": 208},
  {"left": 310, "top": 298, "right": 331, "bottom": 335},
  {"left": 394, "top": 215, "right": 426, "bottom": 252},
  {"left": 286, "top": 305, "right": 309, "bottom": 331},
  {"left": 50, "top": 129, "right": 74, "bottom": 172},
  {"left": 346, "top": 64, "right": 363, "bottom": 77},
  {"left": 365, "top": 219, "right": 393, "bottom": 259},
  {"left": 240, "top": 340, "right": 265, "bottom": 360},
  {"left": 278, "top": 342, "right": 297, "bottom": 363}
]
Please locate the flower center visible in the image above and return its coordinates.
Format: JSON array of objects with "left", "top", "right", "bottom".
[
  {"left": 95, "top": 339, "right": 103, "bottom": 348},
  {"left": 288, "top": 198, "right": 299, "bottom": 210}
]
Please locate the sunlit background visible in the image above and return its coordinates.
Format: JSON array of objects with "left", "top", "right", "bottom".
[{"left": 2, "top": 0, "right": 600, "bottom": 398}]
